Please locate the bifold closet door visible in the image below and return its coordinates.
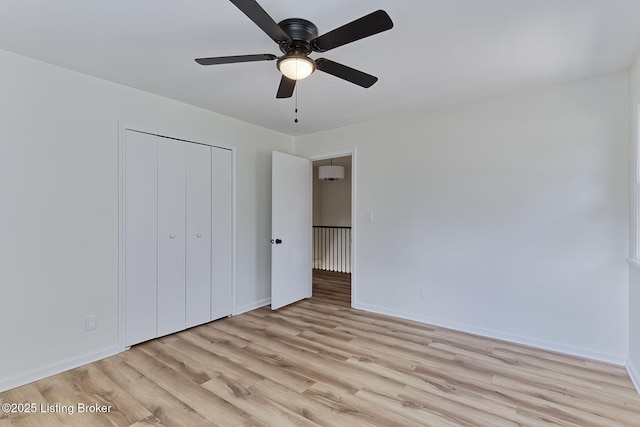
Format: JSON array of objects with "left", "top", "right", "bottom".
[
  {"left": 212, "top": 147, "right": 233, "bottom": 320},
  {"left": 124, "top": 130, "right": 233, "bottom": 346},
  {"left": 157, "top": 138, "right": 186, "bottom": 337},
  {"left": 124, "top": 131, "right": 158, "bottom": 347},
  {"left": 186, "top": 143, "right": 212, "bottom": 328}
]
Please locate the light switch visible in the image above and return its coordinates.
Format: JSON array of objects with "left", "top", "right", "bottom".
[{"left": 366, "top": 212, "right": 374, "bottom": 222}]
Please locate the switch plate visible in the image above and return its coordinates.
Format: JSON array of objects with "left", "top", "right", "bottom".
[
  {"left": 366, "top": 212, "right": 374, "bottom": 222},
  {"left": 420, "top": 288, "right": 428, "bottom": 300}
]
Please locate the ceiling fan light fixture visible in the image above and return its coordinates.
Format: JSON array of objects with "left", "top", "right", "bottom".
[{"left": 277, "top": 55, "right": 315, "bottom": 80}]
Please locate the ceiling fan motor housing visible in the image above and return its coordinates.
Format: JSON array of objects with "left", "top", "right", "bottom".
[{"left": 278, "top": 18, "right": 318, "bottom": 54}]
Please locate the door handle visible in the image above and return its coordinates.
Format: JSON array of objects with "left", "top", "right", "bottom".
[{"left": 270, "top": 238, "right": 283, "bottom": 244}]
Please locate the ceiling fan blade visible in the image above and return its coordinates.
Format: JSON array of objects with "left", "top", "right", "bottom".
[
  {"left": 276, "top": 76, "right": 296, "bottom": 98},
  {"left": 311, "top": 10, "right": 393, "bottom": 53},
  {"left": 315, "top": 58, "right": 378, "bottom": 88},
  {"left": 230, "top": 0, "right": 291, "bottom": 44},
  {"left": 195, "top": 54, "right": 276, "bottom": 65}
]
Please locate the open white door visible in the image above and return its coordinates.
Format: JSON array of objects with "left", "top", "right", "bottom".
[{"left": 271, "top": 151, "right": 312, "bottom": 310}]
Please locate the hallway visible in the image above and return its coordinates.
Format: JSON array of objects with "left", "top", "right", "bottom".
[{"left": 312, "top": 270, "right": 351, "bottom": 307}]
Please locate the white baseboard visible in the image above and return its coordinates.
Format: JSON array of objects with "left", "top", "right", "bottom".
[
  {"left": 235, "top": 298, "right": 270, "bottom": 315},
  {"left": 627, "top": 360, "right": 640, "bottom": 396},
  {"left": 0, "top": 345, "right": 122, "bottom": 393},
  {"left": 353, "top": 302, "right": 626, "bottom": 366}
]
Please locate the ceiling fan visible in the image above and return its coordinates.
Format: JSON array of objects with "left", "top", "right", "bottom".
[{"left": 195, "top": 0, "right": 394, "bottom": 98}]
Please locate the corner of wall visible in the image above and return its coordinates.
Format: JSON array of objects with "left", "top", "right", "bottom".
[{"left": 627, "top": 359, "right": 640, "bottom": 397}]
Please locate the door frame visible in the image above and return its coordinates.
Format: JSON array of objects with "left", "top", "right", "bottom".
[
  {"left": 118, "top": 121, "right": 237, "bottom": 350},
  {"left": 305, "top": 148, "right": 357, "bottom": 306}
]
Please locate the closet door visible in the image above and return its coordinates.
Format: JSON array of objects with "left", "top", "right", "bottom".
[
  {"left": 157, "top": 138, "right": 186, "bottom": 337},
  {"left": 212, "top": 147, "right": 233, "bottom": 320},
  {"left": 185, "top": 143, "right": 212, "bottom": 328},
  {"left": 124, "top": 131, "right": 158, "bottom": 347}
]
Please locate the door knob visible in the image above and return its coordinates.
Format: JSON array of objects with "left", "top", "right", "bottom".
[{"left": 270, "top": 238, "right": 283, "bottom": 244}]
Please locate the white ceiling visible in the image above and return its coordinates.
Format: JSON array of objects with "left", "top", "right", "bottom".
[{"left": 1, "top": 0, "right": 640, "bottom": 136}]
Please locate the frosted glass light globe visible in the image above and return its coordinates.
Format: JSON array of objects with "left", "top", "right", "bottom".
[{"left": 278, "top": 56, "right": 315, "bottom": 80}]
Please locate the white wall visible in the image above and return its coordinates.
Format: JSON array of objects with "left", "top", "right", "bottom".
[
  {"left": 312, "top": 163, "right": 352, "bottom": 226},
  {"left": 0, "top": 43, "right": 632, "bottom": 391},
  {"left": 628, "top": 54, "right": 640, "bottom": 391},
  {"left": 0, "top": 49, "right": 293, "bottom": 391},
  {"left": 296, "top": 72, "right": 630, "bottom": 364}
]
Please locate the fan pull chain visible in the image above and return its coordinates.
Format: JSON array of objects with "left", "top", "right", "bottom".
[{"left": 294, "top": 83, "right": 299, "bottom": 123}]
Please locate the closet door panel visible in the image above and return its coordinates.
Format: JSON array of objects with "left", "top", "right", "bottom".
[
  {"left": 124, "top": 131, "right": 158, "bottom": 347},
  {"left": 157, "top": 138, "right": 186, "bottom": 337},
  {"left": 212, "top": 147, "right": 233, "bottom": 320},
  {"left": 185, "top": 143, "right": 212, "bottom": 328}
]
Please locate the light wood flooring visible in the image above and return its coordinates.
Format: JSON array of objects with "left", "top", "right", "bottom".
[{"left": 2, "top": 270, "right": 640, "bottom": 426}]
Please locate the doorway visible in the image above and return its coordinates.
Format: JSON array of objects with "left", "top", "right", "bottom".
[{"left": 311, "top": 154, "right": 353, "bottom": 306}]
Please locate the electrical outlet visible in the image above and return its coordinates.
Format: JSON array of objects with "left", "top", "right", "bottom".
[
  {"left": 85, "top": 315, "right": 97, "bottom": 331},
  {"left": 420, "top": 288, "right": 428, "bottom": 300}
]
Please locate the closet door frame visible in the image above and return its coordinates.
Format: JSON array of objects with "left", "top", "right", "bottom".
[{"left": 118, "top": 122, "right": 237, "bottom": 350}]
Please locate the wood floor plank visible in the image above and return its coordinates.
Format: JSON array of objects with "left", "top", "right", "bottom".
[
  {"left": 95, "top": 356, "right": 213, "bottom": 427},
  {"left": 182, "top": 326, "right": 316, "bottom": 394},
  {"left": 304, "top": 381, "right": 426, "bottom": 427},
  {"left": 355, "top": 387, "right": 471, "bottom": 426},
  {"left": 0, "top": 383, "right": 65, "bottom": 427},
  {"left": 201, "top": 374, "right": 319, "bottom": 427},
  {"left": 248, "top": 377, "right": 379, "bottom": 427},
  {"left": 491, "top": 374, "right": 640, "bottom": 425},
  {"left": 1, "top": 270, "right": 639, "bottom": 426},
  {"left": 396, "top": 385, "right": 521, "bottom": 427},
  {"left": 34, "top": 373, "right": 110, "bottom": 427},
  {"left": 343, "top": 351, "right": 518, "bottom": 423},
  {"left": 62, "top": 363, "right": 153, "bottom": 425},
  {"left": 124, "top": 345, "right": 260, "bottom": 426}
]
